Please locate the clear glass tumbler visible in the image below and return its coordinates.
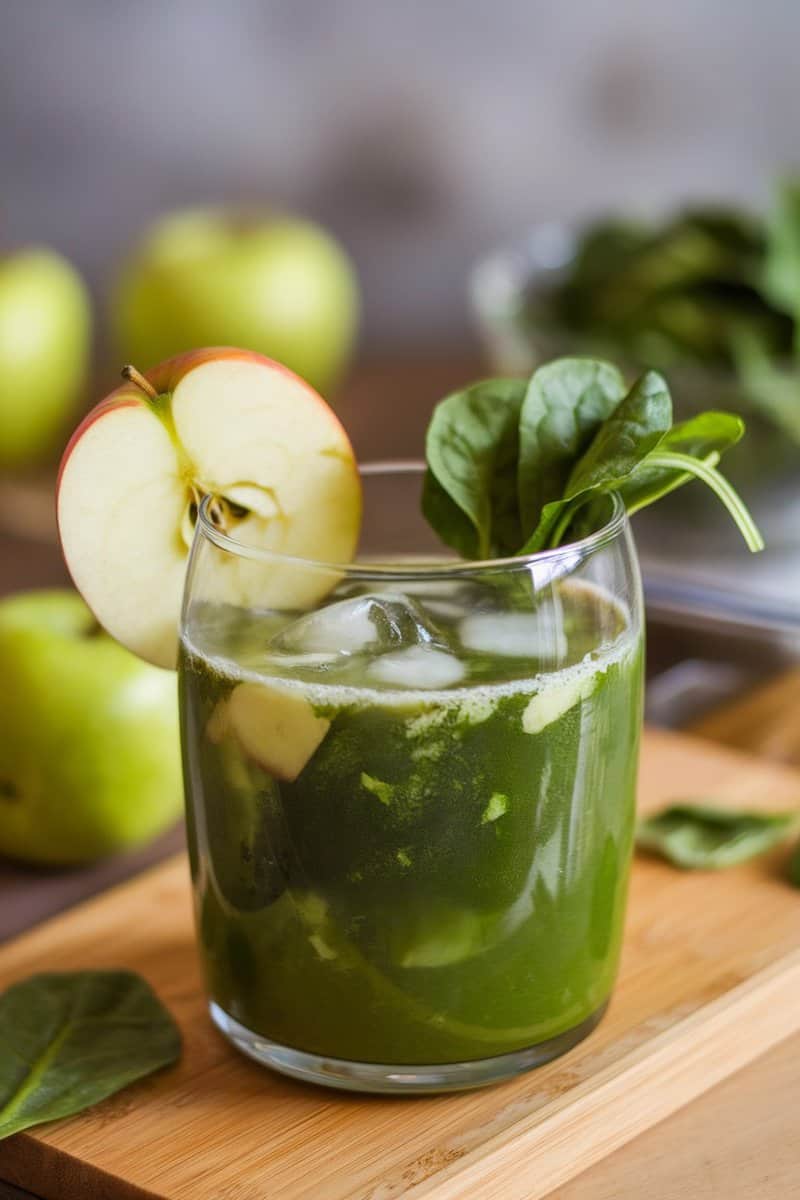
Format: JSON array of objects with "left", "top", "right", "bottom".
[{"left": 179, "top": 464, "right": 644, "bottom": 1093}]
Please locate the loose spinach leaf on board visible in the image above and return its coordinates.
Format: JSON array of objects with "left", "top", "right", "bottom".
[
  {"left": 517, "top": 358, "right": 626, "bottom": 530},
  {"left": 636, "top": 804, "right": 799, "bottom": 871},
  {"left": 422, "top": 378, "right": 527, "bottom": 558},
  {"left": 0, "top": 970, "right": 181, "bottom": 1140}
]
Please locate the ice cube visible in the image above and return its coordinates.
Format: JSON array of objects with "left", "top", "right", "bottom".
[
  {"left": 368, "top": 645, "right": 466, "bottom": 689},
  {"left": 271, "top": 593, "right": 450, "bottom": 658},
  {"left": 393, "top": 579, "right": 485, "bottom": 622},
  {"left": 459, "top": 608, "right": 567, "bottom": 661}
]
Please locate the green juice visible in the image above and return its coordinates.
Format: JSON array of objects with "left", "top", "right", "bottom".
[{"left": 180, "top": 579, "right": 643, "bottom": 1066}]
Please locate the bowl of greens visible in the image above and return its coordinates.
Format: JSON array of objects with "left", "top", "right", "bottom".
[
  {"left": 470, "top": 182, "right": 800, "bottom": 483},
  {"left": 470, "top": 183, "right": 800, "bottom": 632}
]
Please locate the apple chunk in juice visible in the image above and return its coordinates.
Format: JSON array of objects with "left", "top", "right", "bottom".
[{"left": 180, "top": 582, "right": 642, "bottom": 1064}]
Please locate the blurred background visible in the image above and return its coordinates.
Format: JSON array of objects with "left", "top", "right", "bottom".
[
  {"left": 1, "top": 0, "right": 800, "bottom": 924},
  {"left": 3, "top": 0, "right": 800, "bottom": 347}
]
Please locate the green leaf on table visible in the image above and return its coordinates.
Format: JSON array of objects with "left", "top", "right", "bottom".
[
  {"left": 517, "top": 357, "right": 626, "bottom": 531},
  {"left": 0, "top": 970, "right": 181, "bottom": 1140},
  {"left": 422, "top": 377, "right": 527, "bottom": 558},
  {"left": 636, "top": 803, "right": 799, "bottom": 871}
]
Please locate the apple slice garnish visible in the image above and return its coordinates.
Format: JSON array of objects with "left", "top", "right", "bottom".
[
  {"left": 57, "top": 348, "right": 361, "bottom": 668},
  {"left": 207, "top": 681, "right": 330, "bottom": 782}
]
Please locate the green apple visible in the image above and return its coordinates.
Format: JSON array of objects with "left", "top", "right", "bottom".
[
  {"left": 0, "top": 249, "right": 91, "bottom": 469},
  {"left": 0, "top": 590, "right": 183, "bottom": 864},
  {"left": 112, "top": 209, "right": 360, "bottom": 395}
]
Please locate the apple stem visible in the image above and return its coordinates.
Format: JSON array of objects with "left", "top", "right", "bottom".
[{"left": 121, "top": 364, "right": 159, "bottom": 402}]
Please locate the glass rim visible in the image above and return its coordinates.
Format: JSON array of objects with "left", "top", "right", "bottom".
[{"left": 196, "top": 460, "right": 628, "bottom": 578}]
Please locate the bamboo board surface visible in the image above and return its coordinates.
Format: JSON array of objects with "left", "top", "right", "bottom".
[{"left": 1, "top": 726, "right": 800, "bottom": 1200}]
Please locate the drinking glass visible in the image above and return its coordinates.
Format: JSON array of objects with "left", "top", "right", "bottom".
[{"left": 179, "top": 464, "right": 644, "bottom": 1093}]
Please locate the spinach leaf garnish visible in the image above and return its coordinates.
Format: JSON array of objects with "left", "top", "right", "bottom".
[
  {"left": 636, "top": 804, "right": 799, "bottom": 870},
  {"left": 422, "top": 378, "right": 526, "bottom": 558},
  {"left": 423, "top": 356, "right": 763, "bottom": 556},
  {"left": 523, "top": 369, "right": 672, "bottom": 551},
  {"left": 0, "top": 970, "right": 181, "bottom": 1140},
  {"left": 517, "top": 358, "right": 625, "bottom": 531}
]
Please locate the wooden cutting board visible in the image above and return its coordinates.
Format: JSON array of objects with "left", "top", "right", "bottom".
[{"left": 1, "top": 726, "right": 800, "bottom": 1200}]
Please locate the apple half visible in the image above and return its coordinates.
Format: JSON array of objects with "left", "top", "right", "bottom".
[
  {"left": 57, "top": 348, "right": 361, "bottom": 668},
  {"left": 208, "top": 680, "right": 330, "bottom": 782}
]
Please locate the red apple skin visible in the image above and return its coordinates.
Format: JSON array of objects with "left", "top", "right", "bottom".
[{"left": 57, "top": 346, "right": 356, "bottom": 496}]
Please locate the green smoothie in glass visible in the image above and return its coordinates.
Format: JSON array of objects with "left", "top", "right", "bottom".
[{"left": 180, "top": 536, "right": 644, "bottom": 1081}]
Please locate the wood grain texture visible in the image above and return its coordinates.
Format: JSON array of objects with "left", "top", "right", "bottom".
[
  {"left": 690, "top": 667, "right": 800, "bottom": 767},
  {"left": 1, "top": 726, "right": 799, "bottom": 1200},
  {"left": 549, "top": 1025, "right": 800, "bottom": 1200}
]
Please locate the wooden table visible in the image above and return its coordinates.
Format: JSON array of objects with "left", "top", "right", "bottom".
[{"left": 1, "top": 353, "right": 798, "bottom": 1198}]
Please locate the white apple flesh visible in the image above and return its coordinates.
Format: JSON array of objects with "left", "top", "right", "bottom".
[
  {"left": 208, "top": 681, "right": 330, "bottom": 782},
  {"left": 57, "top": 349, "right": 362, "bottom": 669}
]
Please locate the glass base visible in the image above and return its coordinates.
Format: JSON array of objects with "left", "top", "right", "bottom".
[{"left": 209, "top": 1000, "right": 607, "bottom": 1094}]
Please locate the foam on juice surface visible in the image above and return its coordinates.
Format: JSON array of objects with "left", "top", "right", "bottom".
[{"left": 183, "top": 605, "right": 636, "bottom": 737}]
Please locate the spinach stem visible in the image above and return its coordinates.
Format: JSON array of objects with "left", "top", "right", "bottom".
[
  {"left": 623, "top": 451, "right": 720, "bottom": 516},
  {"left": 645, "top": 451, "right": 765, "bottom": 551},
  {"left": 547, "top": 501, "right": 584, "bottom": 549}
]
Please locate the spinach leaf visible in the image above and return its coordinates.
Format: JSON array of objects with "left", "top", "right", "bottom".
[
  {"left": 0, "top": 970, "right": 181, "bottom": 1140},
  {"left": 422, "top": 356, "right": 763, "bottom": 557},
  {"left": 636, "top": 804, "right": 799, "bottom": 870},
  {"left": 564, "top": 370, "right": 672, "bottom": 493},
  {"left": 517, "top": 358, "right": 625, "bottom": 530},
  {"left": 522, "top": 370, "right": 672, "bottom": 550},
  {"left": 423, "top": 378, "right": 527, "bottom": 558}
]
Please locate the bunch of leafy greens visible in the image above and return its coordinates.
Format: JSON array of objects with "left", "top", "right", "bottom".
[
  {"left": 0, "top": 970, "right": 181, "bottom": 1140},
  {"left": 423, "top": 357, "right": 763, "bottom": 558},
  {"left": 522, "top": 181, "right": 800, "bottom": 445}
]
